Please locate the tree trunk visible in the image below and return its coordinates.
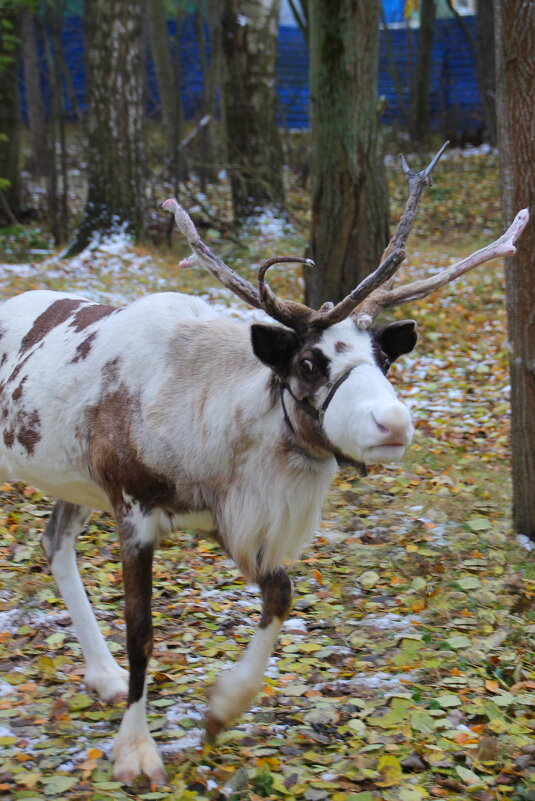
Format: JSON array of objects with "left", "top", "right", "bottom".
[
  {"left": 409, "top": 0, "right": 435, "bottom": 144},
  {"left": 221, "top": 0, "right": 286, "bottom": 222},
  {"left": 41, "top": 6, "right": 70, "bottom": 245},
  {"left": 21, "top": 12, "right": 51, "bottom": 177},
  {"left": 0, "top": 5, "right": 22, "bottom": 225},
  {"left": 195, "top": 7, "right": 219, "bottom": 190},
  {"left": 305, "top": 0, "right": 388, "bottom": 308},
  {"left": 68, "top": 0, "right": 145, "bottom": 255},
  {"left": 494, "top": 0, "right": 535, "bottom": 540},
  {"left": 476, "top": 0, "right": 496, "bottom": 145},
  {"left": 145, "top": 0, "right": 182, "bottom": 178}
]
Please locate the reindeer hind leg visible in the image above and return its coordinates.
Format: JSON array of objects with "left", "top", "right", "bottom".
[{"left": 42, "top": 500, "right": 129, "bottom": 701}]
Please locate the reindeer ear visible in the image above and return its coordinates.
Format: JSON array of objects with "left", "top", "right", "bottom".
[
  {"left": 251, "top": 324, "right": 300, "bottom": 375},
  {"left": 373, "top": 319, "right": 418, "bottom": 362}
]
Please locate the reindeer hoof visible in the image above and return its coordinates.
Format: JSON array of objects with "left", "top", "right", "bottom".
[
  {"left": 85, "top": 664, "right": 129, "bottom": 702},
  {"left": 112, "top": 735, "right": 167, "bottom": 786},
  {"left": 204, "top": 712, "right": 225, "bottom": 744}
]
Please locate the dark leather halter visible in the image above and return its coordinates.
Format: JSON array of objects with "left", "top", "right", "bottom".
[{"left": 279, "top": 367, "right": 368, "bottom": 476}]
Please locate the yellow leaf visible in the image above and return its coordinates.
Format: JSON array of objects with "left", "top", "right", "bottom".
[
  {"left": 376, "top": 754, "right": 403, "bottom": 787},
  {"left": 17, "top": 773, "right": 41, "bottom": 789},
  {"left": 298, "top": 642, "right": 322, "bottom": 653}
]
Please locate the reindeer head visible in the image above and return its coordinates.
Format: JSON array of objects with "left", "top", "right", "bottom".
[
  {"left": 248, "top": 282, "right": 417, "bottom": 463},
  {"left": 162, "top": 144, "right": 528, "bottom": 466}
]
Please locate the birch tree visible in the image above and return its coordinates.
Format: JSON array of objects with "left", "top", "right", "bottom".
[
  {"left": 68, "top": 0, "right": 145, "bottom": 254},
  {"left": 221, "top": 0, "right": 285, "bottom": 221}
]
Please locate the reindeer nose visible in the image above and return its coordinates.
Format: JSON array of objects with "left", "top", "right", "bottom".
[{"left": 372, "top": 404, "right": 412, "bottom": 442}]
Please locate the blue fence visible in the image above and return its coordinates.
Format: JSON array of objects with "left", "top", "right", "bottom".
[
  {"left": 276, "top": 17, "right": 482, "bottom": 135},
  {"left": 21, "top": 15, "right": 483, "bottom": 138}
]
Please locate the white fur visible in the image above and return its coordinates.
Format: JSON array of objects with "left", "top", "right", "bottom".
[
  {"left": 323, "top": 363, "right": 413, "bottom": 463},
  {"left": 112, "top": 688, "right": 166, "bottom": 785},
  {"left": 49, "top": 520, "right": 129, "bottom": 700},
  {"left": 209, "top": 618, "right": 282, "bottom": 724}
]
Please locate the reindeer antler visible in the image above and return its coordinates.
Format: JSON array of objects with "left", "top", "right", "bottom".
[
  {"left": 161, "top": 199, "right": 261, "bottom": 309},
  {"left": 309, "top": 142, "right": 450, "bottom": 329},
  {"left": 353, "top": 208, "right": 529, "bottom": 326},
  {"left": 162, "top": 198, "right": 320, "bottom": 332},
  {"left": 162, "top": 143, "right": 529, "bottom": 335}
]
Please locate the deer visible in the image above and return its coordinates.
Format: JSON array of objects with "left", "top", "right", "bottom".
[{"left": 0, "top": 145, "right": 527, "bottom": 784}]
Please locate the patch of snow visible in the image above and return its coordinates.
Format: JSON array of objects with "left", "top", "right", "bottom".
[
  {"left": 161, "top": 728, "right": 204, "bottom": 753},
  {"left": 165, "top": 699, "right": 206, "bottom": 723},
  {"left": 517, "top": 534, "right": 534, "bottom": 552},
  {"left": 284, "top": 617, "right": 307, "bottom": 633},
  {"left": 0, "top": 609, "right": 20, "bottom": 634},
  {"left": 0, "top": 678, "right": 15, "bottom": 697},
  {"left": 309, "top": 670, "right": 417, "bottom": 696},
  {"left": 242, "top": 206, "right": 294, "bottom": 238},
  {"left": 0, "top": 724, "right": 15, "bottom": 737},
  {"left": 361, "top": 612, "right": 420, "bottom": 631}
]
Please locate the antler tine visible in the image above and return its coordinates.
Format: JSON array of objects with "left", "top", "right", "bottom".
[
  {"left": 381, "top": 140, "right": 450, "bottom": 263},
  {"left": 309, "top": 248, "right": 406, "bottom": 329},
  {"left": 161, "top": 198, "right": 262, "bottom": 309},
  {"left": 258, "top": 256, "right": 316, "bottom": 331},
  {"left": 353, "top": 208, "right": 529, "bottom": 322},
  {"left": 311, "top": 142, "right": 450, "bottom": 329}
]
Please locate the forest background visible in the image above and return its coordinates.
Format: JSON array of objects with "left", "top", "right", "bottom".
[{"left": 0, "top": 1, "right": 534, "bottom": 800}]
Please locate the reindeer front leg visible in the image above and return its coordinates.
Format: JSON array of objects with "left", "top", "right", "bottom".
[
  {"left": 206, "top": 567, "right": 293, "bottom": 740},
  {"left": 112, "top": 510, "right": 166, "bottom": 785}
]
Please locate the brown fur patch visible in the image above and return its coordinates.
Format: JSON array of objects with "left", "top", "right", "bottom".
[
  {"left": 119, "top": 532, "right": 154, "bottom": 705},
  {"left": 41, "top": 501, "right": 90, "bottom": 560},
  {"left": 259, "top": 569, "right": 292, "bottom": 628},
  {"left": 335, "top": 340, "right": 349, "bottom": 353},
  {"left": 2, "top": 407, "right": 41, "bottom": 454},
  {"left": 69, "top": 303, "right": 117, "bottom": 332},
  {"left": 20, "top": 298, "right": 83, "bottom": 353},
  {"left": 17, "top": 409, "right": 41, "bottom": 454},
  {"left": 101, "top": 357, "right": 121, "bottom": 388},
  {"left": 85, "top": 372, "right": 202, "bottom": 516},
  {"left": 69, "top": 331, "right": 97, "bottom": 364},
  {"left": 12, "top": 376, "right": 27, "bottom": 401},
  {"left": 7, "top": 351, "right": 35, "bottom": 385}
]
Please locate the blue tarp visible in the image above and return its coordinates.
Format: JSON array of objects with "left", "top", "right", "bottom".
[{"left": 20, "top": 15, "right": 483, "bottom": 138}]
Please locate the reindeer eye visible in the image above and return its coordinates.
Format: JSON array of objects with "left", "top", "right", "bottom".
[{"left": 300, "top": 358, "right": 315, "bottom": 375}]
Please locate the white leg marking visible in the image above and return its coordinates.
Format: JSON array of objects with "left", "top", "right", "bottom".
[
  {"left": 51, "top": 538, "right": 128, "bottom": 701},
  {"left": 112, "top": 686, "right": 166, "bottom": 785},
  {"left": 209, "top": 618, "right": 282, "bottom": 725}
]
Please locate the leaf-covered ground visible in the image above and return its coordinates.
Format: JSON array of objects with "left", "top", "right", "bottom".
[{"left": 0, "top": 149, "right": 534, "bottom": 801}]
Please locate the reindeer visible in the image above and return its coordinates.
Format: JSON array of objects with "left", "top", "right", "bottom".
[{"left": 0, "top": 146, "right": 527, "bottom": 784}]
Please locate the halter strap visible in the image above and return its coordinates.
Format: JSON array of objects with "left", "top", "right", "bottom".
[{"left": 279, "top": 367, "right": 368, "bottom": 476}]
